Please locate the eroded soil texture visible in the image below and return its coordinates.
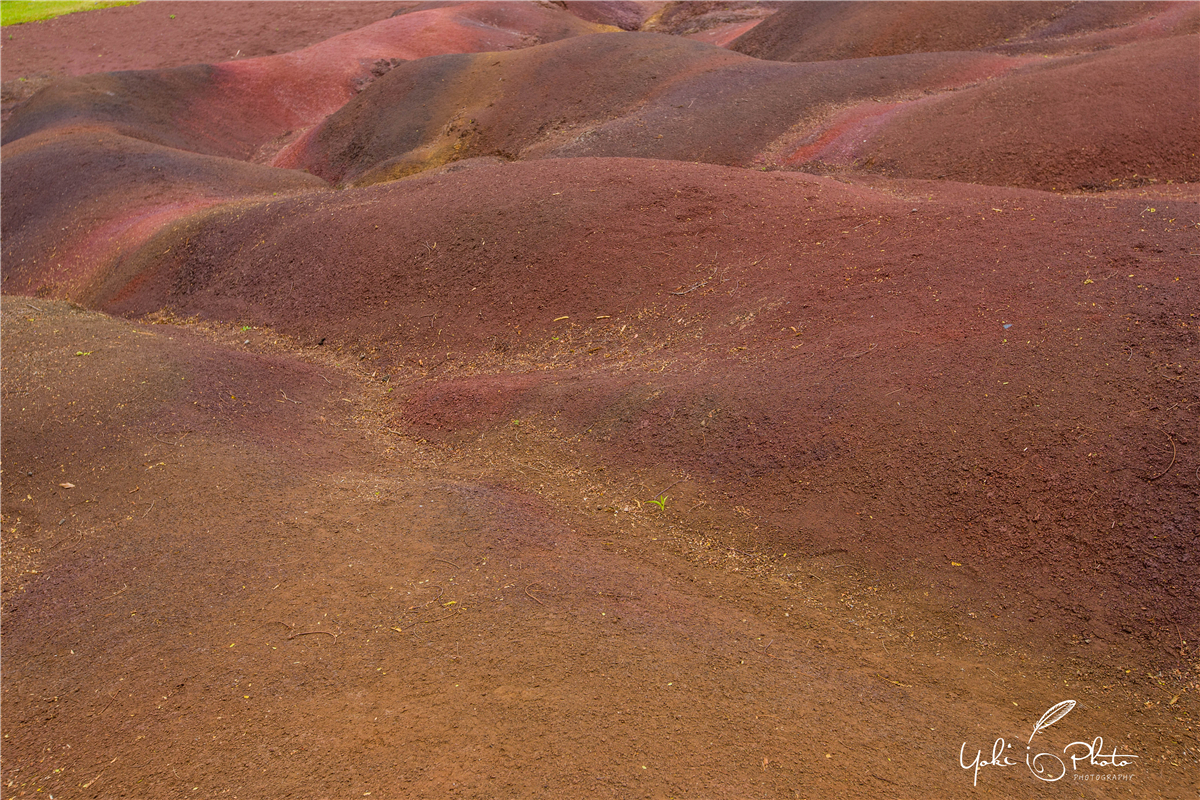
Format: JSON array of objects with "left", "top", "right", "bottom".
[{"left": 2, "top": 2, "right": 1198, "bottom": 798}]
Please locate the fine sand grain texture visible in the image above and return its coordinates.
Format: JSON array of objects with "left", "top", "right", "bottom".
[{"left": 3, "top": 3, "right": 1197, "bottom": 798}]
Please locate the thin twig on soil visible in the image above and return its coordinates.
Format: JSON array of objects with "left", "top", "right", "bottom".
[
  {"left": 82, "top": 757, "right": 117, "bottom": 790},
  {"left": 655, "top": 478, "right": 685, "bottom": 497},
  {"left": 670, "top": 269, "right": 710, "bottom": 296},
  {"left": 1147, "top": 432, "right": 1176, "bottom": 480},
  {"left": 756, "top": 639, "right": 780, "bottom": 659},
  {"left": 287, "top": 629, "right": 340, "bottom": 641},
  {"left": 670, "top": 281, "right": 708, "bottom": 296},
  {"left": 274, "top": 620, "right": 341, "bottom": 640},
  {"left": 433, "top": 558, "right": 460, "bottom": 570},
  {"left": 142, "top": 500, "right": 155, "bottom": 518},
  {"left": 525, "top": 583, "right": 546, "bottom": 606},
  {"left": 69, "top": 495, "right": 97, "bottom": 510}
]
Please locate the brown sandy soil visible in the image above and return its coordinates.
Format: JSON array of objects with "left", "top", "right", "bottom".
[{"left": 2, "top": 3, "right": 1198, "bottom": 799}]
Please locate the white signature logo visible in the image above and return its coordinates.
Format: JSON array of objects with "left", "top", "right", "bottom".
[{"left": 959, "top": 700, "right": 1138, "bottom": 786}]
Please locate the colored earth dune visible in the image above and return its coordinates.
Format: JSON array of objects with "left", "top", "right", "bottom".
[{"left": 2, "top": 3, "right": 1197, "bottom": 798}]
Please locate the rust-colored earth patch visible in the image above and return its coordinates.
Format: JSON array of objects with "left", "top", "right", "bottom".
[{"left": 3, "top": 3, "right": 1197, "bottom": 798}]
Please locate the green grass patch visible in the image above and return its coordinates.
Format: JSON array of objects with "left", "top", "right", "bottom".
[{"left": 2, "top": 1, "right": 140, "bottom": 26}]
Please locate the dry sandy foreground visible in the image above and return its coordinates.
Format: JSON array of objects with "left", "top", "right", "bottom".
[{"left": 1, "top": 3, "right": 1197, "bottom": 798}]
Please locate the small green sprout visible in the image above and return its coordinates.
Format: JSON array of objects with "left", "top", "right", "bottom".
[{"left": 648, "top": 494, "right": 667, "bottom": 512}]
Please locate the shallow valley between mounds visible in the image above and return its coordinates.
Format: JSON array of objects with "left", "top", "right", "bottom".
[
  {"left": 2, "top": 296, "right": 1195, "bottom": 799},
  {"left": 84, "top": 159, "right": 1199, "bottom": 662}
]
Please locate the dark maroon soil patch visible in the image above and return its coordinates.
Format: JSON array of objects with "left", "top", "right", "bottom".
[
  {"left": 728, "top": 0, "right": 1198, "bottom": 61},
  {"left": 849, "top": 34, "right": 1200, "bottom": 190}
]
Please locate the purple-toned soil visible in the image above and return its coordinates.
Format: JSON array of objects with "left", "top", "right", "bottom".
[{"left": 3, "top": 3, "right": 1197, "bottom": 798}]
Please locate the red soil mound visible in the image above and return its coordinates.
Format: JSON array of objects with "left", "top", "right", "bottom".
[
  {"left": 89, "top": 157, "right": 922, "bottom": 355},
  {"left": 281, "top": 32, "right": 1027, "bottom": 183},
  {"left": 1, "top": 127, "right": 326, "bottom": 299},
  {"left": 3, "top": 2, "right": 611, "bottom": 161},
  {"left": 784, "top": 34, "right": 1200, "bottom": 191},
  {"left": 77, "top": 157, "right": 1198, "bottom": 652},
  {"left": 728, "top": 0, "right": 1198, "bottom": 61},
  {"left": 279, "top": 26, "right": 1199, "bottom": 192}
]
